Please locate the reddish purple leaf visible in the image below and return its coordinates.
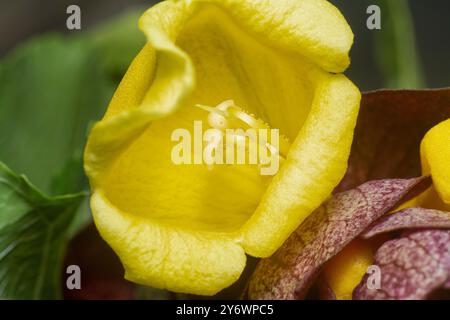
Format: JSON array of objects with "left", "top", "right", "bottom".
[
  {"left": 247, "top": 177, "right": 431, "bottom": 300},
  {"left": 337, "top": 89, "right": 450, "bottom": 192},
  {"left": 353, "top": 230, "right": 450, "bottom": 300},
  {"left": 362, "top": 207, "right": 450, "bottom": 239},
  {"left": 63, "top": 225, "right": 135, "bottom": 300},
  {"left": 444, "top": 279, "right": 450, "bottom": 289},
  {"left": 306, "top": 277, "right": 337, "bottom": 300}
]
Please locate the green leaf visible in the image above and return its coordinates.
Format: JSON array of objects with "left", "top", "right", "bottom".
[
  {"left": 0, "top": 9, "right": 146, "bottom": 299},
  {"left": 0, "top": 34, "right": 113, "bottom": 195},
  {"left": 0, "top": 8, "right": 145, "bottom": 245},
  {"left": 0, "top": 8, "right": 145, "bottom": 196},
  {"left": 0, "top": 10, "right": 145, "bottom": 299},
  {"left": 0, "top": 162, "right": 84, "bottom": 299},
  {"left": 375, "top": 0, "right": 425, "bottom": 88},
  {"left": 85, "top": 8, "right": 146, "bottom": 81}
]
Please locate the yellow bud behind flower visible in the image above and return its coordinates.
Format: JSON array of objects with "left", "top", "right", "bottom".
[{"left": 421, "top": 119, "right": 450, "bottom": 204}]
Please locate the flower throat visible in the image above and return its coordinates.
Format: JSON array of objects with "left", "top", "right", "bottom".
[{"left": 170, "top": 100, "right": 291, "bottom": 175}]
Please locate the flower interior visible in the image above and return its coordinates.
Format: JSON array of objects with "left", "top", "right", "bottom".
[{"left": 102, "top": 4, "right": 321, "bottom": 234}]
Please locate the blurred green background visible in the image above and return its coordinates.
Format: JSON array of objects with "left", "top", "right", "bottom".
[
  {"left": 0, "top": 0, "right": 449, "bottom": 300},
  {"left": 2, "top": 0, "right": 450, "bottom": 90}
]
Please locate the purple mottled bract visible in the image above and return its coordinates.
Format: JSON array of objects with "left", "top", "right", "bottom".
[
  {"left": 353, "top": 229, "right": 450, "bottom": 300},
  {"left": 247, "top": 177, "right": 431, "bottom": 300},
  {"left": 363, "top": 207, "right": 450, "bottom": 239}
]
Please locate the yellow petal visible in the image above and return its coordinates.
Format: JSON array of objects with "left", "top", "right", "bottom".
[
  {"left": 84, "top": 0, "right": 360, "bottom": 294},
  {"left": 421, "top": 119, "right": 450, "bottom": 204},
  {"left": 141, "top": 0, "right": 354, "bottom": 74},
  {"left": 242, "top": 74, "right": 360, "bottom": 256},
  {"left": 103, "top": 44, "right": 156, "bottom": 119},
  {"left": 102, "top": 108, "right": 270, "bottom": 234},
  {"left": 91, "top": 192, "right": 246, "bottom": 295},
  {"left": 323, "top": 239, "right": 376, "bottom": 300}
]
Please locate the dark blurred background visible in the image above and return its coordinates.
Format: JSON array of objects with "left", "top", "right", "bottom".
[{"left": 1, "top": 0, "right": 450, "bottom": 91}]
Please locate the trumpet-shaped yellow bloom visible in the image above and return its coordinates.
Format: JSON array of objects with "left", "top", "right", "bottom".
[{"left": 84, "top": 0, "right": 360, "bottom": 295}]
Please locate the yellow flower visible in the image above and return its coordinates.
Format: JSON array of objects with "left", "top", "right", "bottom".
[
  {"left": 421, "top": 119, "right": 450, "bottom": 205},
  {"left": 84, "top": 0, "right": 360, "bottom": 295},
  {"left": 324, "top": 118, "right": 450, "bottom": 299}
]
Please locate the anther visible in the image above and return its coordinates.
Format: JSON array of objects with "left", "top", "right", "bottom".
[{"left": 195, "top": 100, "right": 291, "bottom": 159}]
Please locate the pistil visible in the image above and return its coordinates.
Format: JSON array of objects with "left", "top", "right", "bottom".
[{"left": 195, "top": 100, "right": 291, "bottom": 160}]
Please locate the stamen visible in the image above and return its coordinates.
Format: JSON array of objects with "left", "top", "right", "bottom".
[
  {"left": 195, "top": 104, "right": 228, "bottom": 117},
  {"left": 195, "top": 100, "right": 291, "bottom": 160}
]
